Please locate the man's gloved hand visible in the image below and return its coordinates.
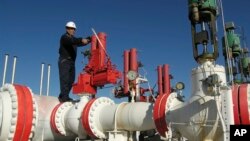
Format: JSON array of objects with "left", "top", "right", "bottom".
[
  {"left": 82, "top": 36, "right": 92, "bottom": 45},
  {"left": 86, "top": 36, "right": 92, "bottom": 42}
]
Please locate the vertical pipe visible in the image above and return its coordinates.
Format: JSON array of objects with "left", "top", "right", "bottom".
[
  {"left": 129, "top": 48, "right": 138, "bottom": 101},
  {"left": 201, "top": 22, "right": 208, "bottom": 53},
  {"left": 163, "top": 64, "right": 170, "bottom": 95},
  {"left": 2, "top": 54, "right": 9, "bottom": 86},
  {"left": 46, "top": 64, "right": 51, "bottom": 96},
  {"left": 91, "top": 35, "right": 97, "bottom": 52},
  {"left": 97, "top": 32, "right": 107, "bottom": 68},
  {"left": 157, "top": 65, "right": 163, "bottom": 96},
  {"left": 89, "top": 35, "right": 97, "bottom": 70},
  {"left": 11, "top": 56, "right": 17, "bottom": 84},
  {"left": 129, "top": 48, "right": 138, "bottom": 71},
  {"left": 124, "top": 50, "right": 129, "bottom": 94},
  {"left": 40, "top": 63, "right": 45, "bottom": 96}
]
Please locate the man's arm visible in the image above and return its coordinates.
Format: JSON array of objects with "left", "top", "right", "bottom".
[
  {"left": 61, "top": 34, "right": 83, "bottom": 46},
  {"left": 81, "top": 36, "right": 91, "bottom": 46}
]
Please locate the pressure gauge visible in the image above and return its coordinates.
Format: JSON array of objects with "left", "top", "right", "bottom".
[
  {"left": 175, "top": 82, "right": 185, "bottom": 90},
  {"left": 127, "top": 70, "right": 138, "bottom": 81}
]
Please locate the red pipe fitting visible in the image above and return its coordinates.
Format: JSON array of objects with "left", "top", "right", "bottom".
[
  {"left": 124, "top": 50, "right": 129, "bottom": 94},
  {"left": 163, "top": 64, "right": 171, "bottom": 95},
  {"left": 157, "top": 65, "right": 163, "bottom": 96}
]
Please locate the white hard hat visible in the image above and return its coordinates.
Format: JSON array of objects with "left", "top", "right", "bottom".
[{"left": 65, "top": 21, "right": 76, "bottom": 29}]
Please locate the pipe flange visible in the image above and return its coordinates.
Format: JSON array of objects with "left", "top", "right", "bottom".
[
  {"left": 238, "top": 84, "right": 250, "bottom": 124},
  {"left": 50, "top": 103, "right": 63, "bottom": 134},
  {"left": 153, "top": 94, "right": 169, "bottom": 138},
  {"left": 166, "top": 93, "right": 178, "bottom": 112},
  {"left": 0, "top": 84, "right": 36, "bottom": 141},
  {"left": 248, "top": 85, "right": 250, "bottom": 118},
  {"left": 54, "top": 102, "right": 73, "bottom": 136},
  {"left": 28, "top": 88, "right": 38, "bottom": 139},
  {"left": 232, "top": 85, "right": 240, "bottom": 124},
  {"left": 82, "top": 97, "right": 114, "bottom": 139},
  {"left": 15, "top": 85, "right": 37, "bottom": 141},
  {"left": 0, "top": 84, "right": 18, "bottom": 140}
]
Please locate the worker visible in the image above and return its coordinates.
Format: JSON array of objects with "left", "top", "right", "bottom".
[{"left": 58, "top": 21, "right": 91, "bottom": 102}]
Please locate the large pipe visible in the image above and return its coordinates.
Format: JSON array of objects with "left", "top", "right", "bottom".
[
  {"left": 40, "top": 63, "right": 45, "bottom": 96},
  {"left": 0, "top": 84, "right": 79, "bottom": 141},
  {"left": 46, "top": 64, "right": 51, "bottom": 96},
  {"left": 162, "top": 89, "right": 234, "bottom": 141},
  {"left": 49, "top": 97, "right": 155, "bottom": 139},
  {"left": 11, "top": 56, "right": 17, "bottom": 84},
  {"left": 81, "top": 98, "right": 155, "bottom": 139},
  {"left": 154, "top": 61, "right": 235, "bottom": 141},
  {"left": 124, "top": 50, "right": 130, "bottom": 94},
  {"left": 166, "top": 94, "right": 222, "bottom": 140},
  {"left": 49, "top": 96, "right": 91, "bottom": 140},
  {"left": 99, "top": 102, "right": 154, "bottom": 132},
  {"left": 2, "top": 54, "right": 9, "bottom": 86},
  {"left": 157, "top": 65, "right": 163, "bottom": 95},
  {"left": 47, "top": 97, "right": 155, "bottom": 140}
]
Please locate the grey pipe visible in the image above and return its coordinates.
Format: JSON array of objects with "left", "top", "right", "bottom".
[
  {"left": 46, "top": 64, "right": 51, "bottom": 96},
  {"left": 11, "top": 56, "right": 17, "bottom": 84},
  {"left": 2, "top": 54, "right": 9, "bottom": 86},
  {"left": 40, "top": 63, "right": 45, "bottom": 96}
]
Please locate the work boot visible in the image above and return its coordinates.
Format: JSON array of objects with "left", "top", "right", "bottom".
[{"left": 58, "top": 97, "right": 73, "bottom": 103}]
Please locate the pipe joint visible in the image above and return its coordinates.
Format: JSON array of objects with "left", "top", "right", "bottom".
[
  {"left": 81, "top": 97, "right": 115, "bottom": 139},
  {"left": 0, "top": 84, "right": 37, "bottom": 141},
  {"left": 51, "top": 102, "right": 73, "bottom": 136}
]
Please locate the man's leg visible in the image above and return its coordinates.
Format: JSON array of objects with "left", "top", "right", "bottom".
[
  {"left": 58, "top": 59, "right": 73, "bottom": 102},
  {"left": 68, "top": 61, "right": 75, "bottom": 93}
]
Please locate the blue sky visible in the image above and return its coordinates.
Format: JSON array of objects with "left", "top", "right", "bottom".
[{"left": 0, "top": 0, "right": 250, "bottom": 102}]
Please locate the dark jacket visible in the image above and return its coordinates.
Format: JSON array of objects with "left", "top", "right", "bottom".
[{"left": 59, "top": 33, "right": 85, "bottom": 61}]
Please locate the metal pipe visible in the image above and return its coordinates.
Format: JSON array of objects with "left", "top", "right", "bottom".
[
  {"left": 166, "top": 95, "right": 219, "bottom": 140},
  {"left": 99, "top": 102, "right": 155, "bottom": 131},
  {"left": 39, "top": 63, "right": 45, "bottom": 96},
  {"left": 2, "top": 54, "right": 9, "bottom": 86},
  {"left": 157, "top": 65, "right": 163, "bottom": 95},
  {"left": 97, "top": 32, "right": 107, "bottom": 68},
  {"left": 163, "top": 64, "right": 170, "bottom": 95},
  {"left": 129, "top": 48, "right": 138, "bottom": 72},
  {"left": 129, "top": 48, "right": 138, "bottom": 100},
  {"left": 46, "top": 64, "right": 51, "bottom": 96},
  {"left": 91, "top": 28, "right": 108, "bottom": 58},
  {"left": 64, "top": 96, "right": 90, "bottom": 135},
  {"left": 124, "top": 50, "right": 129, "bottom": 94},
  {"left": 11, "top": 56, "right": 17, "bottom": 84},
  {"left": 117, "top": 102, "right": 155, "bottom": 131},
  {"left": 33, "top": 95, "right": 75, "bottom": 141},
  {"left": 91, "top": 35, "right": 97, "bottom": 52},
  {"left": 201, "top": 22, "right": 208, "bottom": 53}
]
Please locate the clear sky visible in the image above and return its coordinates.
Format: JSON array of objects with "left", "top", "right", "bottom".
[{"left": 0, "top": 0, "right": 250, "bottom": 102}]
